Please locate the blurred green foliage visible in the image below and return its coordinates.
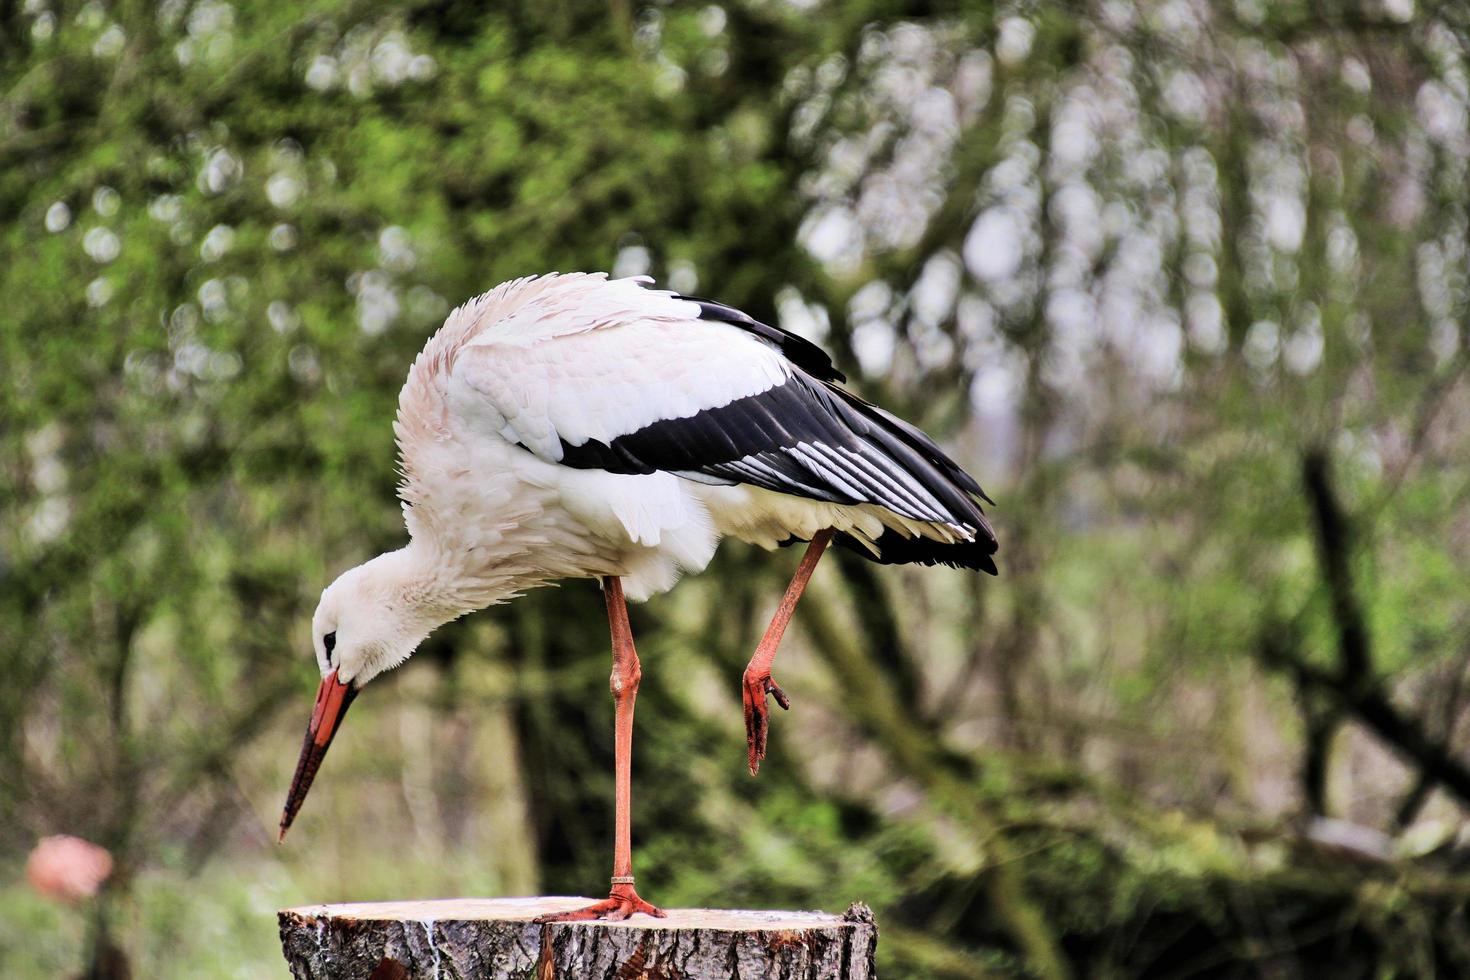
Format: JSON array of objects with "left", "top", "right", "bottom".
[{"left": 6, "top": 1, "right": 1470, "bottom": 977}]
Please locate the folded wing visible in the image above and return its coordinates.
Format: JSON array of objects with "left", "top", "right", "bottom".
[{"left": 451, "top": 281, "right": 997, "bottom": 571}]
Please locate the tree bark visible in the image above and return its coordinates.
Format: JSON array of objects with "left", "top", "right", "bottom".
[{"left": 278, "top": 898, "right": 878, "bottom": 979}]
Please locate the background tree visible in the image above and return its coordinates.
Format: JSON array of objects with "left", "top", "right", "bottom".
[{"left": 5, "top": 1, "right": 1470, "bottom": 976}]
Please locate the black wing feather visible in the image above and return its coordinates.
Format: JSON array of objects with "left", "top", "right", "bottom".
[{"left": 552, "top": 371, "right": 994, "bottom": 537}]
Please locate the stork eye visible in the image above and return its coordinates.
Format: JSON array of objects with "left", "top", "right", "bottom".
[{"left": 324, "top": 631, "right": 337, "bottom": 655}]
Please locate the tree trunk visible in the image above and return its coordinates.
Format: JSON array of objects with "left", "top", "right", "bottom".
[{"left": 278, "top": 897, "right": 878, "bottom": 979}]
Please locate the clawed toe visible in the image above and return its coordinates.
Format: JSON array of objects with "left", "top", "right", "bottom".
[
  {"left": 742, "top": 670, "right": 790, "bottom": 776},
  {"left": 534, "top": 885, "right": 666, "bottom": 923}
]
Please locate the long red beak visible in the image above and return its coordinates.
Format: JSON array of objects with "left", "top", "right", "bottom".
[{"left": 278, "top": 670, "right": 359, "bottom": 842}]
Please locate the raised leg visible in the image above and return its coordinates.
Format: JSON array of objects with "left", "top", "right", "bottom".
[
  {"left": 744, "top": 530, "right": 832, "bottom": 775},
  {"left": 535, "top": 576, "right": 665, "bottom": 922}
]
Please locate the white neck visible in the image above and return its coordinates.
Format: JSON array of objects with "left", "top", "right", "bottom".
[
  {"left": 321, "top": 542, "right": 530, "bottom": 686},
  {"left": 362, "top": 544, "right": 498, "bottom": 635}
]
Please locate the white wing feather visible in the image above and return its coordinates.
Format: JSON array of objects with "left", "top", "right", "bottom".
[{"left": 452, "top": 289, "right": 792, "bottom": 461}]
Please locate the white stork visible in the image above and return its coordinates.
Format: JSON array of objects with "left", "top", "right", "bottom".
[{"left": 278, "top": 272, "right": 996, "bottom": 921}]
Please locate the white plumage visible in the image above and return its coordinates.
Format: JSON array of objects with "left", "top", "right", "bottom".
[
  {"left": 280, "top": 272, "right": 998, "bottom": 914},
  {"left": 383, "top": 272, "right": 994, "bottom": 625}
]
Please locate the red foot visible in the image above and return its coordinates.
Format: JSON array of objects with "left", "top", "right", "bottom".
[
  {"left": 742, "top": 668, "right": 790, "bottom": 776},
  {"left": 534, "top": 883, "right": 666, "bottom": 923}
]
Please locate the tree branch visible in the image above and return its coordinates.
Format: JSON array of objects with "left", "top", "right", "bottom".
[
  {"left": 1302, "top": 450, "right": 1370, "bottom": 681},
  {"left": 1260, "top": 627, "right": 1470, "bottom": 810}
]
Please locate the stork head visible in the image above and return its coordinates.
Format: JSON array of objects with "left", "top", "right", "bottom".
[{"left": 278, "top": 548, "right": 450, "bottom": 841}]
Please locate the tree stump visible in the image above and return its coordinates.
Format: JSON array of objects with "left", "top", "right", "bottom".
[{"left": 278, "top": 897, "right": 878, "bottom": 979}]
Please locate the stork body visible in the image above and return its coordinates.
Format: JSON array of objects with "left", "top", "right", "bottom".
[{"left": 280, "top": 273, "right": 996, "bottom": 921}]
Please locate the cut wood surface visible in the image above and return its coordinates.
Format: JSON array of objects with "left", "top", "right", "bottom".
[{"left": 278, "top": 896, "right": 878, "bottom": 979}]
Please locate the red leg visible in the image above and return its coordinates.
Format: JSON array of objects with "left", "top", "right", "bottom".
[
  {"left": 536, "top": 577, "right": 665, "bottom": 922},
  {"left": 744, "top": 530, "right": 832, "bottom": 775}
]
